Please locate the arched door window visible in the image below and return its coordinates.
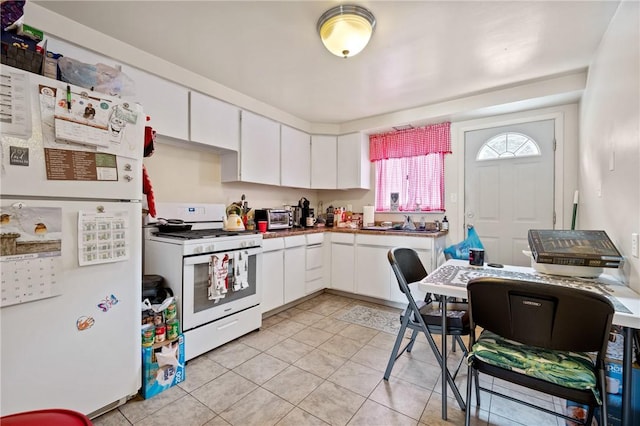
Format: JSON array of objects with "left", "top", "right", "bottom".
[{"left": 476, "top": 132, "right": 541, "bottom": 160}]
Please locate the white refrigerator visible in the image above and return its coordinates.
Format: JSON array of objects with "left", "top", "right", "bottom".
[{"left": 0, "top": 65, "right": 144, "bottom": 417}]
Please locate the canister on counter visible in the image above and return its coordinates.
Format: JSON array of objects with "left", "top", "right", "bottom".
[
  {"left": 155, "top": 324, "right": 166, "bottom": 343},
  {"left": 141, "top": 324, "right": 155, "bottom": 347},
  {"left": 469, "top": 248, "right": 485, "bottom": 266},
  {"left": 164, "top": 300, "right": 177, "bottom": 321},
  {"left": 166, "top": 318, "right": 179, "bottom": 340},
  {"left": 153, "top": 312, "right": 164, "bottom": 326}
]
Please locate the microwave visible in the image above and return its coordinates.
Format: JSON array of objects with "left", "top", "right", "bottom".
[{"left": 254, "top": 209, "right": 292, "bottom": 230}]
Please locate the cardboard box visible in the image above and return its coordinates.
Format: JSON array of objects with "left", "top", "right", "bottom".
[
  {"left": 602, "top": 327, "right": 640, "bottom": 426},
  {"left": 565, "top": 328, "right": 640, "bottom": 425},
  {"left": 604, "top": 359, "right": 640, "bottom": 425},
  {"left": 141, "top": 334, "right": 185, "bottom": 399}
]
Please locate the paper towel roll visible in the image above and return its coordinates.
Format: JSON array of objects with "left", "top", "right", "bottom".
[{"left": 363, "top": 205, "right": 375, "bottom": 227}]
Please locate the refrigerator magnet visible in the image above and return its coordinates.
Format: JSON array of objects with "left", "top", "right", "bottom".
[
  {"left": 76, "top": 316, "right": 95, "bottom": 331},
  {"left": 97, "top": 294, "right": 119, "bottom": 312}
]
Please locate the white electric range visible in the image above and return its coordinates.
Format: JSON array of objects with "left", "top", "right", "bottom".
[{"left": 144, "top": 203, "right": 263, "bottom": 361}]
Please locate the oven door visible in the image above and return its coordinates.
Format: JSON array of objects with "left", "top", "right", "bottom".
[{"left": 182, "top": 246, "right": 262, "bottom": 331}]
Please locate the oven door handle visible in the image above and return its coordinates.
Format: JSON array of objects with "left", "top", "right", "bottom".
[{"left": 183, "top": 247, "right": 262, "bottom": 266}]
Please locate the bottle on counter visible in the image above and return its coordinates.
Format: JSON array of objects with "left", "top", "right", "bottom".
[
  {"left": 334, "top": 207, "right": 342, "bottom": 226},
  {"left": 442, "top": 216, "right": 449, "bottom": 231}
]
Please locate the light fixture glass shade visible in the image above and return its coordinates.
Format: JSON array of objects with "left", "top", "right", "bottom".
[{"left": 317, "top": 5, "right": 376, "bottom": 58}]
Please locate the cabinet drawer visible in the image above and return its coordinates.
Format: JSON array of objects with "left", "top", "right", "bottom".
[
  {"left": 284, "top": 235, "right": 306, "bottom": 248},
  {"left": 263, "top": 237, "right": 284, "bottom": 252},
  {"left": 306, "top": 233, "right": 324, "bottom": 245},
  {"left": 185, "top": 306, "right": 261, "bottom": 361},
  {"left": 307, "top": 232, "right": 324, "bottom": 245},
  {"left": 306, "top": 245, "right": 323, "bottom": 270},
  {"left": 305, "top": 267, "right": 323, "bottom": 282},
  {"left": 331, "top": 232, "right": 355, "bottom": 244},
  {"left": 356, "top": 234, "right": 434, "bottom": 250}
]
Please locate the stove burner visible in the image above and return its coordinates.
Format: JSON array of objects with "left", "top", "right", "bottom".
[{"left": 153, "top": 228, "right": 260, "bottom": 240}]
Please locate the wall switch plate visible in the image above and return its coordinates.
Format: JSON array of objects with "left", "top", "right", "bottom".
[{"left": 632, "top": 233, "right": 639, "bottom": 258}]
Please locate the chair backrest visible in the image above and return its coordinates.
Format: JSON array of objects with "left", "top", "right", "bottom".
[
  {"left": 388, "top": 247, "right": 428, "bottom": 295},
  {"left": 467, "top": 277, "right": 614, "bottom": 354}
]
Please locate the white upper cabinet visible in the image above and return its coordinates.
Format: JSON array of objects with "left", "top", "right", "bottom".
[
  {"left": 337, "top": 132, "right": 370, "bottom": 189},
  {"left": 121, "top": 65, "right": 189, "bottom": 141},
  {"left": 222, "top": 110, "right": 280, "bottom": 185},
  {"left": 189, "top": 91, "right": 240, "bottom": 152},
  {"left": 280, "top": 126, "right": 311, "bottom": 188},
  {"left": 311, "top": 135, "right": 337, "bottom": 189}
]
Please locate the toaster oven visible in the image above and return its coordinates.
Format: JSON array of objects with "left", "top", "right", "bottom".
[{"left": 254, "top": 209, "right": 292, "bottom": 230}]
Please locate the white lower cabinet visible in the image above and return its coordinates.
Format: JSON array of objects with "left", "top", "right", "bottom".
[
  {"left": 261, "top": 232, "right": 445, "bottom": 312},
  {"left": 355, "top": 245, "right": 394, "bottom": 300},
  {"left": 284, "top": 235, "right": 306, "bottom": 304},
  {"left": 305, "top": 233, "right": 325, "bottom": 294},
  {"left": 355, "top": 234, "right": 439, "bottom": 303},
  {"left": 388, "top": 248, "right": 433, "bottom": 303},
  {"left": 330, "top": 233, "right": 356, "bottom": 293},
  {"left": 261, "top": 234, "right": 321, "bottom": 312},
  {"left": 261, "top": 238, "right": 284, "bottom": 313}
]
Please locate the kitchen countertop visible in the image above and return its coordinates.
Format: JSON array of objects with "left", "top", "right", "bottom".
[{"left": 260, "top": 227, "right": 448, "bottom": 239}]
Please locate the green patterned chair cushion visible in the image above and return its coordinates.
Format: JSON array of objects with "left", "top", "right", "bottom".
[{"left": 469, "top": 330, "right": 600, "bottom": 402}]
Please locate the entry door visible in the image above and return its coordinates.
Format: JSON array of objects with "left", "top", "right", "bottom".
[{"left": 464, "top": 120, "right": 555, "bottom": 266}]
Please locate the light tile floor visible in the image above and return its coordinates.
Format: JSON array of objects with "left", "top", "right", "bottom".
[{"left": 93, "top": 292, "right": 570, "bottom": 426}]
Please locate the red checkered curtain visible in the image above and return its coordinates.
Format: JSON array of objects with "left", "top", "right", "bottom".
[{"left": 370, "top": 122, "right": 451, "bottom": 211}]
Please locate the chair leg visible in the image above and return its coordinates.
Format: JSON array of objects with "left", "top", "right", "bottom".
[
  {"left": 406, "top": 329, "right": 419, "bottom": 352},
  {"left": 598, "top": 367, "right": 608, "bottom": 426},
  {"left": 383, "top": 313, "right": 411, "bottom": 380},
  {"left": 474, "top": 369, "right": 481, "bottom": 406},
  {"left": 454, "top": 335, "right": 468, "bottom": 354},
  {"left": 465, "top": 363, "right": 473, "bottom": 426}
]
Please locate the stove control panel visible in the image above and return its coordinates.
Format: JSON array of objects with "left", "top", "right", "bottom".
[{"left": 183, "top": 236, "right": 262, "bottom": 256}]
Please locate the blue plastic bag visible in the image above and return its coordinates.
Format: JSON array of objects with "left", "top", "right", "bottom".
[{"left": 444, "top": 226, "right": 484, "bottom": 260}]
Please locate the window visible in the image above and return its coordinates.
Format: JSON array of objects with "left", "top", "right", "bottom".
[
  {"left": 476, "top": 132, "right": 541, "bottom": 160},
  {"left": 370, "top": 122, "right": 451, "bottom": 212}
]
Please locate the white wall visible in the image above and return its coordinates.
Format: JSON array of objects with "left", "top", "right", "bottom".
[
  {"left": 145, "top": 139, "right": 319, "bottom": 211},
  {"left": 579, "top": 0, "right": 640, "bottom": 291}
]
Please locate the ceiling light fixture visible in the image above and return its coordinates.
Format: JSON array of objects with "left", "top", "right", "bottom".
[{"left": 317, "top": 4, "right": 376, "bottom": 58}]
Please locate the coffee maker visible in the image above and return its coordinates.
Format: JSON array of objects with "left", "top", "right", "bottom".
[
  {"left": 325, "top": 206, "right": 335, "bottom": 227},
  {"left": 299, "top": 197, "right": 313, "bottom": 227},
  {"left": 291, "top": 205, "right": 303, "bottom": 228}
]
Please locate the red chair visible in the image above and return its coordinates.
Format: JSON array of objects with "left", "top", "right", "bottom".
[{"left": 1, "top": 409, "right": 93, "bottom": 426}]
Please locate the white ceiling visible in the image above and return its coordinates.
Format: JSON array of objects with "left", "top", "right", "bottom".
[{"left": 33, "top": 1, "right": 620, "bottom": 125}]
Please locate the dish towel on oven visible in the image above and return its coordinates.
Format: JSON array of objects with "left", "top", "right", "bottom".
[
  {"left": 208, "top": 254, "right": 229, "bottom": 302},
  {"left": 234, "top": 251, "right": 250, "bottom": 290}
]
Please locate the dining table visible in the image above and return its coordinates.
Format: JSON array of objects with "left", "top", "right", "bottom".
[{"left": 419, "top": 259, "right": 640, "bottom": 424}]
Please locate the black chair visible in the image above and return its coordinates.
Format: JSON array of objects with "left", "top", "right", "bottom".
[
  {"left": 385, "top": 247, "right": 471, "bottom": 409},
  {"left": 465, "top": 277, "right": 615, "bottom": 426}
]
